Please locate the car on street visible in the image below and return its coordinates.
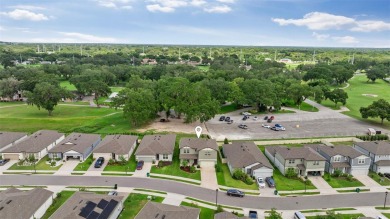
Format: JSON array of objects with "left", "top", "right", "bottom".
[
  {"left": 226, "top": 189, "right": 245, "bottom": 197},
  {"left": 227, "top": 120, "right": 233, "bottom": 124},
  {"left": 249, "top": 210, "right": 258, "bottom": 219},
  {"left": 0, "top": 159, "right": 10, "bottom": 166},
  {"left": 257, "top": 177, "right": 266, "bottom": 188},
  {"left": 136, "top": 160, "right": 144, "bottom": 170},
  {"left": 94, "top": 157, "right": 105, "bottom": 168},
  {"left": 225, "top": 116, "right": 231, "bottom": 122},
  {"left": 108, "top": 191, "right": 118, "bottom": 196},
  {"left": 219, "top": 116, "right": 226, "bottom": 121},
  {"left": 262, "top": 124, "right": 271, "bottom": 128},
  {"left": 238, "top": 124, "right": 248, "bottom": 129},
  {"left": 265, "top": 177, "right": 276, "bottom": 188}
]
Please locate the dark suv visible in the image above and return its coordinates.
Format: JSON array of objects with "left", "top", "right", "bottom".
[
  {"left": 219, "top": 116, "right": 226, "bottom": 121},
  {"left": 226, "top": 189, "right": 245, "bottom": 197},
  {"left": 94, "top": 157, "right": 105, "bottom": 168},
  {"left": 265, "top": 177, "right": 275, "bottom": 188}
]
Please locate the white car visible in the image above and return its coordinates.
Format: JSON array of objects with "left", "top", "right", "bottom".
[
  {"left": 253, "top": 116, "right": 258, "bottom": 121},
  {"left": 257, "top": 177, "right": 266, "bottom": 188},
  {"left": 242, "top": 112, "right": 252, "bottom": 116},
  {"left": 262, "top": 124, "right": 271, "bottom": 128}
]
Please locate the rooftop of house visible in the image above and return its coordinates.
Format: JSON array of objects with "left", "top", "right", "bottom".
[
  {"left": 353, "top": 141, "right": 390, "bottom": 155},
  {"left": 93, "top": 135, "right": 138, "bottom": 154},
  {"left": 135, "top": 201, "right": 200, "bottom": 219},
  {"left": 179, "top": 138, "right": 218, "bottom": 151},
  {"left": 0, "top": 131, "right": 27, "bottom": 150},
  {"left": 49, "top": 133, "right": 101, "bottom": 154},
  {"left": 306, "top": 144, "right": 365, "bottom": 159},
  {"left": 223, "top": 141, "right": 273, "bottom": 169},
  {"left": 266, "top": 145, "right": 326, "bottom": 161},
  {"left": 135, "top": 134, "right": 176, "bottom": 156}
]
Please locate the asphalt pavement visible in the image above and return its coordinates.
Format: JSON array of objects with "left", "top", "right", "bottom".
[{"left": 0, "top": 175, "right": 386, "bottom": 210}]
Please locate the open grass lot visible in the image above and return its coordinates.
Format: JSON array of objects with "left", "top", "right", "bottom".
[
  {"left": 41, "top": 191, "right": 76, "bottom": 219},
  {"left": 306, "top": 214, "right": 364, "bottom": 219},
  {"left": 216, "top": 157, "right": 258, "bottom": 190},
  {"left": 181, "top": 202, "right": 215, "bottom": 219},
  {"left": 8, "top": 155, "right": 62, "bottom": 171},
  {"left": 104, "top": 150, "right": 137, "bottom": 172},
  {"left": 0, "top": 103, "right": 130, "bottom": 134},
  {"left": 60, "top": 80, "right": 77, "bottom": 91},
  {"left": 331, "top": 141, "right": 354, "bottom": 146},
  {"left": 323, "top": 173, "right": 364, "bottom": 188},
  {"left": 322, "top": 75, "right": 390, "bottom": 128},
  {"left": 220, "top": 103, "right": 239, "bottom": 114},
  {"left": 73, "top": 156, "right": 94, "bottom": 171},
  {"left": 369, "top": 171, "right": 390, "bottom": 186},
  {"left": 273, "top": 169, "right": 316, "bottom": 191},
  {"left": 284, "top": 100, "right": 319, "bottom": 112},
  {"left": 197, "top": 65, "right": 210, "bottom": 71},
  {"left": 119, "top": 193, "right": 164, "bottom": 219}
]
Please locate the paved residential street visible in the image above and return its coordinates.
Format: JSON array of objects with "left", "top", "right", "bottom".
[{"left": 0, "top": 175, "right": 386, "bottom": 210}]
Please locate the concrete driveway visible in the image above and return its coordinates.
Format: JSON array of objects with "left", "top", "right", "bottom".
[
  {"left": 309, "top": 176, "right": 337, "bottom": 194},
  {"left": 54, "top": 160, "right": 80, "bottom": 175},
  {"left": 84, "top": 159, "right": 108, "bottom": 176},
  {"left": 133, "top": 162, "right": 152, "bottom": 177},
  {"left": 200, "top": 162, "right": 218, "bottom": 190},
  {"left": 0, "top": 160, "right": 17, "bottom": 173},
  {"left": 354, "top": 175, "right": 386, "bottom": 192},
  {"left": 162, "top": 193, "right": 185, "bottom": 206}
]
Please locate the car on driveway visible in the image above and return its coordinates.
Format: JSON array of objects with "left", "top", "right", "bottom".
[
  {"left": 108, "top": 191, "right": 118, "bottom": 196},
  {"left": 249, "top": 210, "right": 258, "bottom": 218},
  {"left": 94, "top": 157, "right": 105, "bottom": 168},
  {"left": 262, "top": 124, "right": 271, "bottom": 128},
  {"left": 0, "top": 159, "right": 10, "bottom": 166},
  {"left": 257, "top": 177, "right": 266, "bottom": 188},
  {"left": 238, "top": 124, "right": 248, "bottom": 129},
  {"left": 265, "top": 177, "right": 275, "bottom": 188},
  {"left": 226, "top": 189, "right": 245, "bottom": 197},
  {"left": 136, "top": 160, "right": 144, "bottom": 170},
  {"left": 384, "top": 173, "right": 390, "bottom": 179},
  {"left": 219, "top": 116, "right": 226, "bottom": 121}
]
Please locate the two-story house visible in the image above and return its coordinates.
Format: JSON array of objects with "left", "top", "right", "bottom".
[
  {"left": 308, "top": 145, "right": 371, "bottom": 175},
  {"left": 353, "top": 141, "right": 390, "bottom": 173},
  {"left": 135, "top": 135, "right": 176, "bottom": 162},
  {"left": 265, "top": 146, "right": 326, "bottom": 177},
  {"left": 179, "top": 138, "right": 218, "bottom": 167}
]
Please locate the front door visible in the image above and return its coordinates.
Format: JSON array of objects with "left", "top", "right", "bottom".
[
  {"left": 156, "top": 154, "right": 159, "bottom": 160},
  {"left": 112, "top": 153, "right": 115, "bottom": 159}
]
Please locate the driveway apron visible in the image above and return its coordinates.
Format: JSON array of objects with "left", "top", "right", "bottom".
[
  {"left": 133, "top": 162, "right": 152, "bottom": 177},
  {"left": 201, "top": 162, "right": 219, "bottom": 190},
  {"left": 0, "top": 160, "right": 17, "bottom": 174},
  {"left": 54, "top": 160, "right": 80, "bottom": 175},
  {"left": 309, "top": 176, "right": 338, "bottom": 194},
  {"left": 84, "top": 159, "right": 108, "bottom": 176}
]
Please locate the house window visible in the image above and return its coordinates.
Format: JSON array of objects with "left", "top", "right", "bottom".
[
  {"left": 288, "top": 159, "right": 295, "bottom": 164},
  {"left": 358, "top": 159, "right": 365, "bottom": 164},
  {"left": 184, "top": 148, "right": 190, "bottom": 154},
  {"left": 313, "top": 161, "right": 319, "bottom": 165},
  {"left": 334, "top": 157, "right": 341, "bottom": 162},
  {"left": 163, "top": 154, "right": 168, "bottom": 160},
  {"left": 205, "top": 151, "right": 211, "bottom": 156}
]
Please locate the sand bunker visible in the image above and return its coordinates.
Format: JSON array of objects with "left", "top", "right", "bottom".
[{"left": 362, "top": 94, "right": 378, "bottom": 97}]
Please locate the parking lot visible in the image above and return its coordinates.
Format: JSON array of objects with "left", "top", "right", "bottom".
[{"left": 206, "top": 101, "right": 388, "bottom": 141}]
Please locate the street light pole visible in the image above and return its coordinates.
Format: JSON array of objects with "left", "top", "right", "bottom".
[
  {"left": 304, "top": 176, "right": 307, "bottom": 193},
  {"left": 215, "top": 189, "right": 218, "bottom": 207},
  {"left": 385, "top": 191, "right": 388, "bottom": 208}
]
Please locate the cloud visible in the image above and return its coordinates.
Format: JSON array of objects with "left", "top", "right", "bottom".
[
  {"left": 58, "top": 32, "right": 117, "bottom": 43},
  {"left": 146, "top": 4, "right": 175, "bottom": 12},
  {"left": 0, "top": 26, "right": 5, "bottom": 31},
  {"left": 204, "top": 5, "right": 231, "bottom": 13},
  {"left": 216, "top": 0, "right": 235, "bottom": 3},
  {"left": 0, "top": 9, "right": 49, "bottom": 21},
  {"left": 7, "top": 5, "right": 46, "bottom": 11},
  {"left": 312, "top": 32, "right": 329, "bottom": 41},
  {"left": 96, "top": 0, "right": 133, "bottom": 9},
  {"left": 332, "top": 36, "right": 358, "bottom": 44},
  {"left": 272, "top": 12, "right": 390, "bottom": 32},
  {"left": 164, "top": 25, "right": 224, "bottom": 36},
  {"left": 190, "top": 0, "right": 207, "bottom": 7}
]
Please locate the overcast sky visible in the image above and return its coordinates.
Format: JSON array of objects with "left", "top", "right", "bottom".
[{"left": 0, "top": 0, "right": 389, "bottom": 47}]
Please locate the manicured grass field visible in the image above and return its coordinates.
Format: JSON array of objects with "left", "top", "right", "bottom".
[
  {"left": 369, "top": 171, "right": 390, "bottom": 186},
  {"left": 73, "top": 156, "right": 94, "bottom": 171},
  {"left": 284, "top": 100, "right": 319, "bottom": 112},
  {"left": 104, "top": 150, "right": 137, "bottom": 172},
  {"left": 383, "top": 213, "right": 390, "bottom": 218},
  {"left": 0, "top": 104, "right": 130, "bottom": 134},
  {"left": 119, "top": 193, "right": 164, "bottom": 219},
  {"left": 220, "top": 103, "right": 239, "bottom": 114},
  {"left": 60, "top": 80, "right": 77, "bottom": 91},
  {"left": 41, "top": 191, "right": 76, "bottom": 219},
  {"left": 196, "top": 65, "right": 210, "bottom": 71},
  {"left": 273, "top": 169, "right": 316, "bottom": 191},
  {"left": 216, "top": 158, "right": 258, "bottom": 190},
  {"left": 323, "top": 173, "right": 364, "bottom": 188},
  {"left": 306, "top": 214, "right": 364, "bottom": 219},
  {"left": 8, "top": 155, "right": 62, "bottom": 171},
  {"left": 181, "top": 202, "right": 215, "bottom": 219}
]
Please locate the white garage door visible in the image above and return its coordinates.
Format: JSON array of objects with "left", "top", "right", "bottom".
[
  {"left": 136, "top": 156, "right": 154, "bottom": 162},
  {"left": 253, "top": 168, "right": 273, "bottom": 179},
  {"left": 377, "top": 166, "right": 390, "bottom": 174},
  {"left": 199, "top": 161, "right": 215, "bottom": 168},
  {"left": 3, "top": 153, "right": 20, "bottom": 160},
  {"left": 351, "top": 168, "right": 369, "bottom": 176}
]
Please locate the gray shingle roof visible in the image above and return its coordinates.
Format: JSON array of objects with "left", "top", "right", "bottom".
[
  {"left": 179, "top": 138, "right": 218, "bottom": 151},
  {"left": 0, "top": 131, "right": 27, "bottom": 150},
  {"left": 49, "top": 133, "right": 100, "bottom": 154},
  {"left": 135, "top": 201, "right": 200, "bottom": 219},
  {"left": 307, "top": 145, "right": 365, "bottom": 159},
  {"left": 135, "top": 134, "right": 176, "bottom": 156},
  {"left": 265, "top": 146, "right": 326, "bottom": 161},
  {"left": 375, "top": 160, "right": 390, "bottom": 166},
  {"left": 354, "top": 141, "right": 390, "bottom": 155},
  {"left": 223, "top": 141, "right": 273, "bottom": 169},
  {"left": 2, "top": 130, "right": 64, "bottom": 153},
  {"left": 0, "top": 188, "right": 53, "bottom": 219},
  {"left": 49, "top": 192, "right": 123, "bottom": 219},
  {"left": 93, "top": 135, "right": 137, "bottom": 154},
  {"left": 214, "top": 212, "right": 249, "bottom": 219}
]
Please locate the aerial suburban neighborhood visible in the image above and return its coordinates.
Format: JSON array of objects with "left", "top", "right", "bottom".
[{"left": 1, "top": 0, "right": 390, "bottom": 219}]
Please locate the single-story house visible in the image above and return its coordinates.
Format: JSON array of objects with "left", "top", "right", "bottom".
[
  {"left": 223, "top": 141, "right": 273, "bottom": 179},
  {"left": 179, "top": 138, "right": 218, "bottom": 167},
  {"left": 135, "top": 201, "right": 200, "bottom": 219},
  {"left": 0, "top": 131, "right": 28, "bottom": 153},
  {"left": 135, "top": 134, "right": 176, "bottom": 162},
  {"left": 308, "top": 144, "right": 371, "bottom": 175},
  {"left": 214, "top": 212, "right": 249, "bottom": 219},
  {"left": 0, "top": 188, "right": 54, "bottom": 219},
  {"left": 1, "top": 130, "right": 65, "bottom": 161},
  {"left": 353, "top": 141, "right": 390, "bottom": 173},
  {"left": 49, "top": 192, "right": 124, "bottom": 219},
  {"left": 48, "top": 133, "right": 101, "bottom": 161},
  {"left": 265, "top": 146, "right": 326, "bottom": 177},
  {"left": 93, "top": 135, "right": 138, "bottom": 161}
]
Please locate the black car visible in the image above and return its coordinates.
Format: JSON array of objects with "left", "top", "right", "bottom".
[
  {"left": 225, "top": 116, "right": 231, "bottom": 122},
  {"left": 242, "top": 115, "right": 248, "bottom": 121},
  {"left": 226, "top": 189, "right": 245, "bottom": 197},
  {"left": 384, "top": 173, "right": 390, "bottom": 179},
  {"left": 265, "top": 177, "right": 275, "bottom": 188},
  {"left": 264, "top": 116, "right": 268, "bottom": 120},
  {"left": 219, "top": 116, "right": 226, "bottom": 121},
  {"left": 238, "top": 124, "right": 248, "bottom": 129},
  {"left": 0, "top": 159, "right": 10, "bottom": 166},
  {"left": 267, "top": 118, "right": 273, "bottom": 123},
  {"left": 94, "top": 157, "right": 105, "bottom": 168}
]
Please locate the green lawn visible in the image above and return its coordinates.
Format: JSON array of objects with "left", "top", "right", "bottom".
[
  {"left": 41, "top": 191, "right": 76, "bottom": 219},
  {"left": 73, "top": 156, "right": 94, "bottom": 171},
  {"left": 273, "top": 169, "right": 316, "bottom": 191},
  {"left": 8, "top": 155, "right": 62, "bottom": 171},
  {"left": 284, "top": 100, "right": 319, "bottom": 112},
  {"left": 220, "top": 103, "right": 239, "bottom": 114},
  {"left": 0, "top": 104, "right": 131, "bottom": 134},
  {"left": 60, "top": 80, "right": 77, "bottom": 91},
  {"left": 110, "top": 86, "right": 125, "bottom": 92},
  {"left": 331, "top": 141, "right": 354, "bottom": 146},
  {"left": 181, "top": 202, "right": 215, "bottom": 219},
  {"left": 306, "top": 214, "right": 364, "bottom": 219},
  {"left": 216, "top": 158, "right": 258, "bottom": 190},
  {"left": 323, "top": 173, "right": 364, "bottom": 188},
  {"left": 383, "top": 213, "right": 390, "bottom": 218},
  {"left": 119, "top": 193, "right": 164, "bottom": 219},
  {"left": 103, "top": 151, "right": 137, "bottom": 172},
  {"left": 369, "top": 171, "right": 390, "bottom": 186}
]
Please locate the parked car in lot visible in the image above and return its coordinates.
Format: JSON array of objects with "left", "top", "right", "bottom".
[
  {"left": 270, "top": 116, "right": 275, "bottom": 120},
  {"left": 249, "top": 210, "right": 258, "bottom": 219},
  {"left": 242, "top": 112, "right": 252, "bottom": 116},
  {"left": 219, "top": 116, "right": 226, "bottom": 121},
  {"left": 257, "top": 177, "right": 266, "bottom": 188},
  {"left": 242, "top": 115, "right": 249, "bottom": 120},
  {"left": 271, "top": 126, "right": 280, "bottom": 131},
  {"left": 136, "top": 160, "right": 144, "bottom": 170},
  {"left": 0, "top": 159, "right": 10, "bottom": 166},
  {"left": 226, "top": 189, "right": 245, "bottom": 197},
  {"left": 225, "top": 116, "right": 231, "bottom": 122},
  {"left": 227, "top": 120, "right": 233, "bottom": 124},
  {"left": 267, "top": 118, "right": 273, "bottom": 123},
  {"left": 94, "top": 157, "right": 105, "bottom": 168},
  {"left": 238, "top": 124, "right": 248, "bottom": 129},
  {"left": 262, "top": 124, "right": 271, "bottom": 128},
  {"left": 273, "top": 124, "right": 286, "bottom": 131},
  {"left": 107, "top": 191, "right": 118, "bottom": 196},
  {"left": 265, "top": 177, "right": 275, "bottom": 188},
  {"left": 264, "top": 116, "right": 268, "bottom": 120},
  {"left": 253, "top": 116, "right": 258, "bottom": 121}
]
